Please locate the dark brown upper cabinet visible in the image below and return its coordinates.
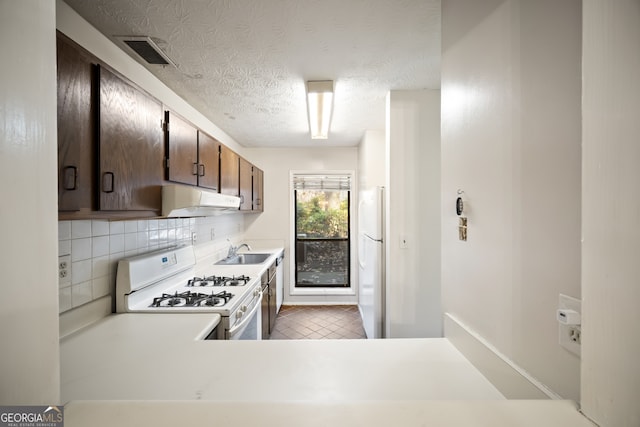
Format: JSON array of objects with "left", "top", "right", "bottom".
[
  {"left": 57, "top": 32, "right": 96, "bottom": 212},
  {"left": 239, "top": 157, "right": 253, "bottom": 211},
  {"left": 219, "top": 145, "right": 240, "bottom": 198},
  {"left": 56, "top": 30, "right": 264, "bottom": 218},
  {"left": 98, "top": 66, "right": 164, "bottom": 211},
  {"left": 197, "top": 131, "right": 221, "bottom": 191},
  {"left": 164, "top": 111, "right": 221, "bottom": 191},
  {"left": 252, "top": 166, "right": 264, "bottom": 212},
  {"left": 164, "top": 111, "right": 198, "bottom": 186}
]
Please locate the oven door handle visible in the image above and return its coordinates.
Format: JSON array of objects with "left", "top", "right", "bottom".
[{"left": 227, "top": 290, "right": 263, "bottom": 338}]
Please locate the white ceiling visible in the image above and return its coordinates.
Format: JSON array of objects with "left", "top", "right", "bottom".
[{"left": 63, "top": 0, "right": 441, "bottom": 147}]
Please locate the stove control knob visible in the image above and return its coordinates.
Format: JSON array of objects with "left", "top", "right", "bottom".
[
  {"left": 236, "top": 311, "right": 243, "bottom": 319},
  {"left": 241, "top": 305, "right": 248, "bottom": 312}
]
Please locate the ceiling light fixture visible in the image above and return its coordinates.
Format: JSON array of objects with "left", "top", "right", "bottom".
[{"left": 306, "top": 80, "right": 334, "bottom": 139}]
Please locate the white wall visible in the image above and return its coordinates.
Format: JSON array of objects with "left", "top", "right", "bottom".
[
  {"left": 0, "top": 0, "right": 60, "bottom": 404},
  {"left": 581, "top": 1, "right": 640, "bottom": 425},
  {"left": 441, "top": 0, "right": 582, "bottom": 401},
  {"left": 386, "top": 90, "right": 441, "bottom": 338},
  {"left": 358, "top": 130, "right": 385, "bottom": 191},
  {"left": 243, "top": 147, "right": 358, "bottom": 304}
]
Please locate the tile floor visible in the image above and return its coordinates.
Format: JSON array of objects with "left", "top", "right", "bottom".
[{"left": 269, "top": 305, "right": 366, "bottom": 339}]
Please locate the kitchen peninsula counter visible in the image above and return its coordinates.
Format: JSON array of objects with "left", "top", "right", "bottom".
[
  {"left": 61, "top": 313, "right": 595, "bottom": 426},
  {"left": 61, "top": 312, "right": 503, "bottom": 402},
  {"left": 64, "top": 400, "right": 594, "bottom": 427}
]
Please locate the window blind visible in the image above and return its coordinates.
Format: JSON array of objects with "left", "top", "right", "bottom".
[{"left": 292, "top": 174, "right": 351, "bottom": 190}]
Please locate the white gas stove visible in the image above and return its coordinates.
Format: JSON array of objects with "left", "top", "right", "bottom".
[{"left": 115, "top": 245, "right": 262, "bottom": 340}]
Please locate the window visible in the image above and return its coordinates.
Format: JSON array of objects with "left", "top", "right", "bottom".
[{"left": 293, "top": 174, "right": 351, "bottom": 288}]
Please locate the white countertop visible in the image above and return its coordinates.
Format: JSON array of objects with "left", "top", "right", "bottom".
[
  {"left": 64, "top": 400, "right": 595, "bottom": 427},
  {"left": 60, "top": 310, "right": 594, "bottom": 426},
  {"left": 61, "top": 312, "right": 504, "bottom": 402}
]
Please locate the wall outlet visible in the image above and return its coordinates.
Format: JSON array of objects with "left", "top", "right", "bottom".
[
  {"left": 59, "top": 255, "right": 71, "bottom": 286},
  {"left": 570, "top": 327, "right": 581, "bottom": 344},
  {"left": 191, "top": 232, "right": 197, "bottom": 244},
  {"left": 558, "top": 294, "right": 581, "bottom": 357}
]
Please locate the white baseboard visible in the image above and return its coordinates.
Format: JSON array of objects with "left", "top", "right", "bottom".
[{"left": 444, "top": 313, "right": 559, "bottom": 400}]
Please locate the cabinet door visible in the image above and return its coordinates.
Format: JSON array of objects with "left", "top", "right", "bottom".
[
  {"left": 197, "top": 131, "right": 220, "bottom": 191},
  {"left": 165, "top": 111, "right": 198, "bottom": 186},
  {"left": 261, "top": 285, "right": 270, "bottom": 339},
  {"left": 99, "top": 66, "right": 164, "bottom": 211},
  {"left": 57, "top": 32, "right": 95, "bottom": 212},
  {"left": 252, "top": 166, "right": 264, "bottom": 212},
  {"left": 219, "top": 145, "right": 239, "bottom": 197},
  {"left": 268, "top": 280, "right": 277, "bottom": 333},
  {"left": 239, "top": 157, "right": 253, "bottom": 211}
]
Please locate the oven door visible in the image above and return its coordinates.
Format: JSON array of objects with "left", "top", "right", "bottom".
[{"left": 227, "top": 289, "right": 262, "bottom": 340}]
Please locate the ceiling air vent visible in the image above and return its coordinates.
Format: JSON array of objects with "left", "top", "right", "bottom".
[{"left": 116, "top": 36, "right": 177, "bottom": 67}]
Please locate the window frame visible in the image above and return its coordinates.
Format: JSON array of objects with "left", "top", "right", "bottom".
[
  {"left": 289, "top": 170, "right": 356, "bottom": 297},
  {"left": 294, "top": 188, "right": 351, "bottom": 288}
]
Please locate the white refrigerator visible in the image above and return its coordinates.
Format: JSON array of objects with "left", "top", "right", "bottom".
[{"left": 358, "top": 187, "right": 385, "bottom": 339}]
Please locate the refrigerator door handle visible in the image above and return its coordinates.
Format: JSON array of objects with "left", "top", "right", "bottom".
[{"left": 358, "top": 234, "right": 367, "bottom": 269}]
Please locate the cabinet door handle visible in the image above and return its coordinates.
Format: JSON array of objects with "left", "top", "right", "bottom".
[
  {"left": 192, "top": 162, "right": 198, "bottom": 176},
  {"left": 256, "top": 198, "right": 262, "bottom": 206},
  {"left": 63, "top": 166, "right": 77, "bottom": 191},
  {"left": 199, "top": 164, "right": 205, "bottom": 177},
  {"left": 240, "top": 195, "right": 245, "bottom": 204},
  {"left": 102, "top": 172, "right": 114, "bottom": 193}
]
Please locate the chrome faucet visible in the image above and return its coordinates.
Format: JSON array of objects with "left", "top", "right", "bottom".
[
  {"left": 237, "top": 243, "right": 252, "bottom": 252},
  {"left": 226, "top": 240, "right": 252, "bottom": 258}
]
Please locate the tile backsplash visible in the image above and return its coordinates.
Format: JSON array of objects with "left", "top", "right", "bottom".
[{"left": 58, "top": 215, "right": 245, "bottom": 314}]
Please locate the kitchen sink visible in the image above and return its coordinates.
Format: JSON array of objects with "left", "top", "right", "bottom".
[{"left": 215, "top": 253, "right": 271, "bottom": 265}]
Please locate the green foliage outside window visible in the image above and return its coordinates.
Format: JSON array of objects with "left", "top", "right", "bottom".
[{"left": 296, "top": 190, "right": 348, "bottom": 238}]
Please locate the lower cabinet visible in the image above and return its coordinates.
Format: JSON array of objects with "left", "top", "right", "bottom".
[
  {"left": 261, "top": 262, "right": 278, "bottom": 339},
  {"left": 268, "top": 281, "right": 277, "bottom": 334},
  {"left": 261, "top": 281, "right": 270, "bottom": 339},
  {"left": 267, "top": 262, "right": 277, "bottom": 334}
]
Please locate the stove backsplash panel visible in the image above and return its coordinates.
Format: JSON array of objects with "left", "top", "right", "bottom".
[{"left": 58, "top": 215, "right": 245, "bottom": 314}]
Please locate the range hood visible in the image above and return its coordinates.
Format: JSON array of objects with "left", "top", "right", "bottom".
[{"left": 162, "top": 184, "right": 240, "bottom": 217}]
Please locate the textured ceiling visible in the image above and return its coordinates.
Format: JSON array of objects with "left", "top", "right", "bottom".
[{"left": 63, "top": 0, "right": 441, "bottom": 147}]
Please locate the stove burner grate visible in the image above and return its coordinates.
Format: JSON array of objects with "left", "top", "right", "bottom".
[
  {"left": 186, "top": 275, "right": 251, "bottom": 287},
  {"left": 186, "top": 276, "right": 227, "bottom": 287},
  {"left": 221, "top": 275, "right": 251, "bottom": 286},
  {"left": 193, "top": 290, "right": 234, "bottom": 307},
  {"left": 150, "top": 290, "right": 234, "bottom": 308}
]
